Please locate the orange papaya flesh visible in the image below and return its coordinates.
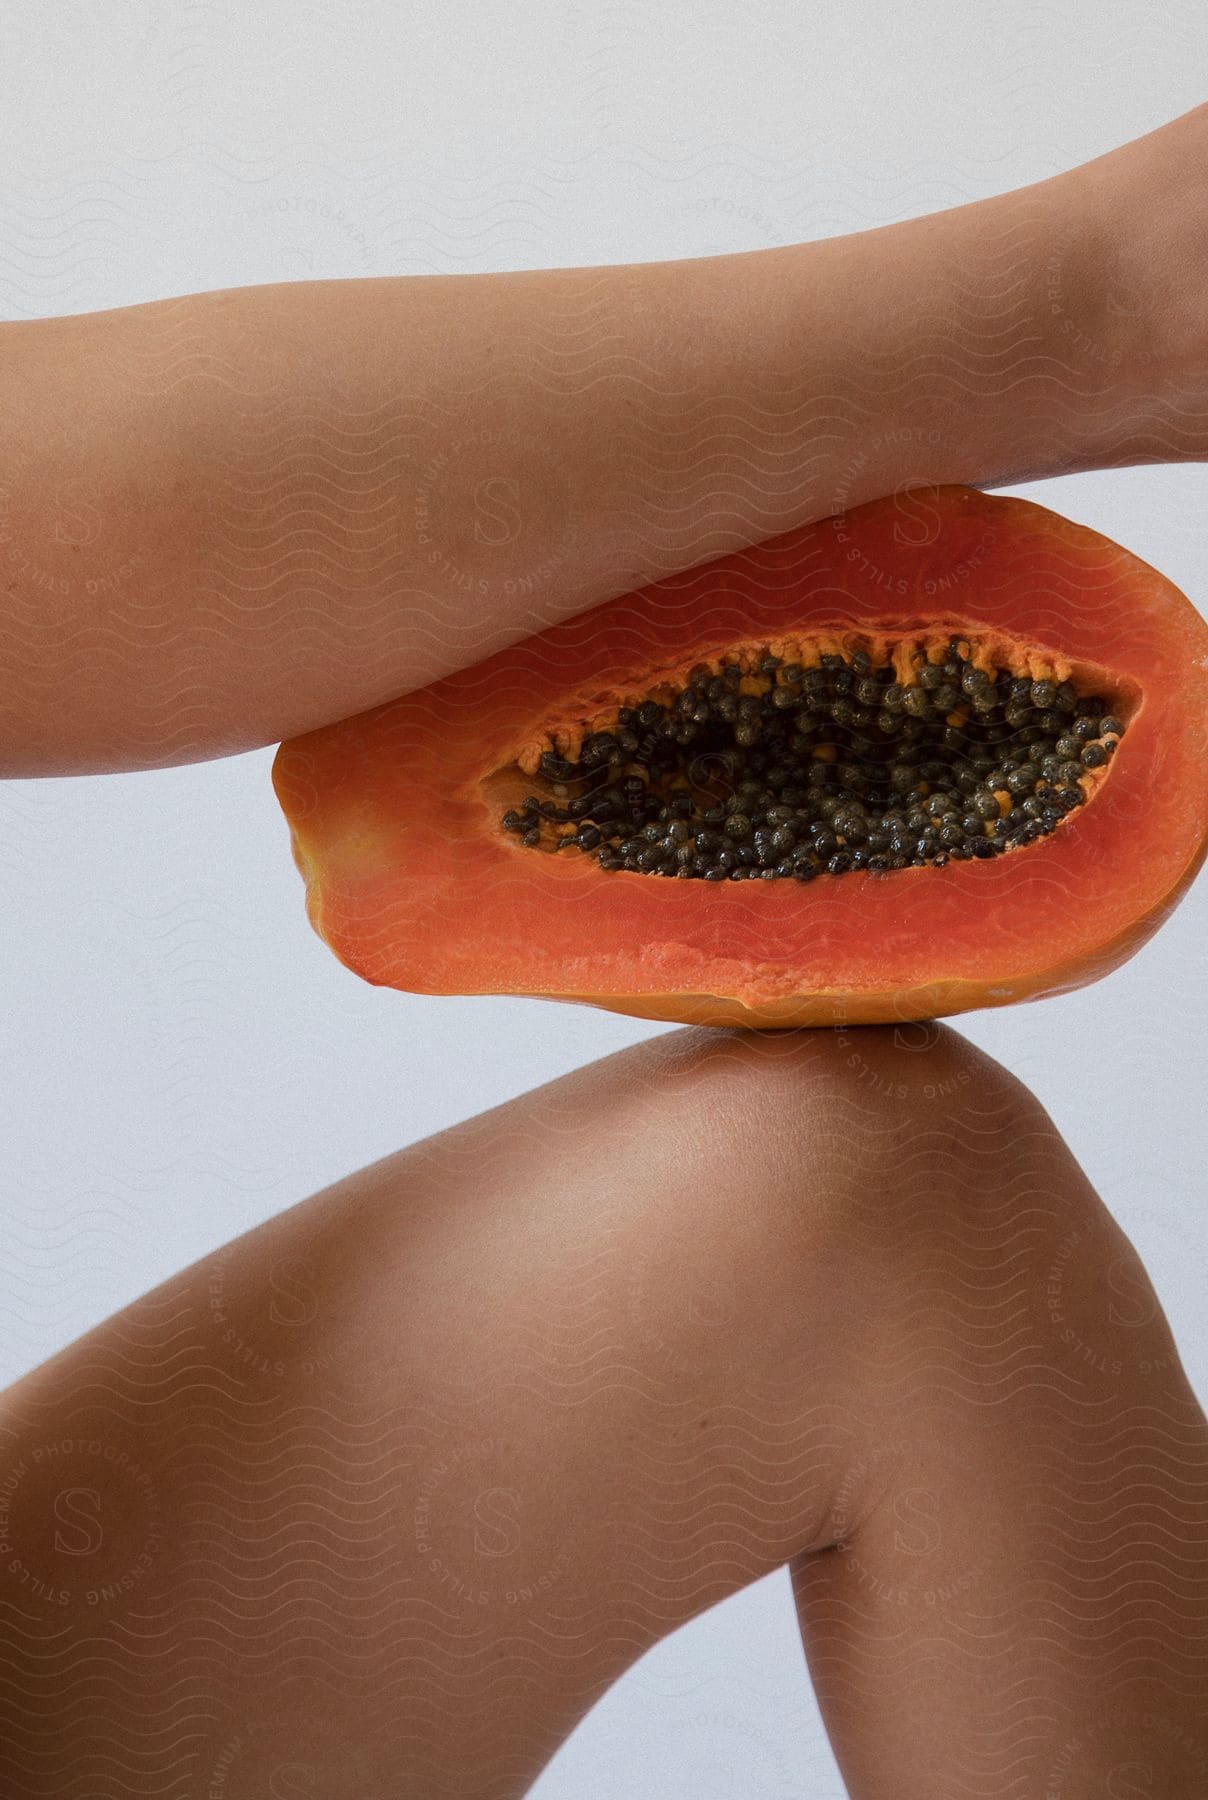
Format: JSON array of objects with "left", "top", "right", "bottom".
[{"left": 271, "top": 485, "right": 1208, "bottom": 1027}]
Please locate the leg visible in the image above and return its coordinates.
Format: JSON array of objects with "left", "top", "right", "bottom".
[
  {"left": 788, "top": 1041, "right": 1208, "bottom": 1797},
  {"left": 0, "top": 1025, "right": 1204, "bottom": 1797},
  {"left": 3, "top": 104, "right": 1208, "bottom": 772}
]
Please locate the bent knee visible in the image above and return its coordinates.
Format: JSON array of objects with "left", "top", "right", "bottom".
[
  {"left": 632, "top": 1020, "right": 1175, "bottom": 1385},
  {"left": 630, "top": 1019, "right": 1041, "bottom": 1223},
  {"left": 651, "top": 1025, "right": 1196, "bottom": 1410}
]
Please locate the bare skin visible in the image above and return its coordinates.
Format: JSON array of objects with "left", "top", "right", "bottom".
[
  {"left": 0, "top": 1025, "right": 1204, "bottom": 1798},
  {"left": 0, "top": 103, "right": 1206, "bottom": 775},
  {"left": 2, "top": 98, "right": 1207, "bottom": 1800}
]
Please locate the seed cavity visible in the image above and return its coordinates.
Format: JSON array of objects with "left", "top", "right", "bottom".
[{"left": 497, "top": 636, "right": 1127, "bottom": 880}]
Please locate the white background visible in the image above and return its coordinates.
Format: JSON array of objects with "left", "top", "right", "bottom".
[{"left": 0, "top": 5, "right": 1205, "bottom": 1795}]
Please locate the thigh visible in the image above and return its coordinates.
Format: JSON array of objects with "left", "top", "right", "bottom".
[{"left": 0, "top": 1023, "right": 939, "bottom": 1800}]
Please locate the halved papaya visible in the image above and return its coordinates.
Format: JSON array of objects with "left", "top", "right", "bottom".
[{"left": 271, "top": 485, "right": 1208, "bottom": 1027}]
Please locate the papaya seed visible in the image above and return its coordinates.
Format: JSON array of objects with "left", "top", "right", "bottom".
[{"left": 502, "top": 640, "right": 1124, "bottom": 880}]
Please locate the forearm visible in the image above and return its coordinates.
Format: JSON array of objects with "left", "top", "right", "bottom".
[{"left": 0, "top": 137, "right": 1177, "bottom": 775}]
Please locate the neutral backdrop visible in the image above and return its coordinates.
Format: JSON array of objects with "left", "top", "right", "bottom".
[{"left": 0, "top": 5, "right": 1205, "bottom": 1796}]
